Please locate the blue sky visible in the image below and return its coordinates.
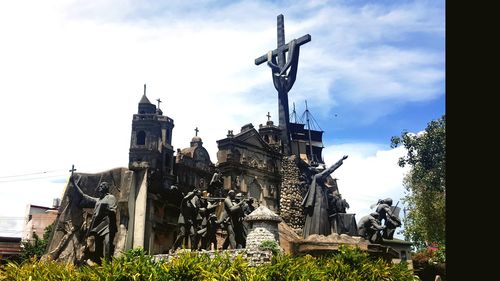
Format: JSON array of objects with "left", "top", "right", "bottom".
[{"left": 0, "top": 0, "right": 445, "bottom": 239}]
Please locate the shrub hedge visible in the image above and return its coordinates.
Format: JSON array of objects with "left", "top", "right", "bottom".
[{"left": 0, "top": 245, "right": 419, "bottom": 281}]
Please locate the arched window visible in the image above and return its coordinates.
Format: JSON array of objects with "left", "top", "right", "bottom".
[
  {"left": 264, "top": 135, "right": 270, "bottom": 143},
  {"left": 136, "top": 131, "right": 146, "bottom": 145}
]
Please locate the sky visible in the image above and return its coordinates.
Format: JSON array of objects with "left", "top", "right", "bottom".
[{"left": 0, "top": 0, "right": 445, "bottom": 239}]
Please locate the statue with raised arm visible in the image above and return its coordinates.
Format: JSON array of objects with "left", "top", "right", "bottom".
[
  {"left": 70, "top": 176, "right": 117, "bottom": 263},
  {"left": 301, "top": 155, "right": 348, "bottom": 237},
  {"left": 170, "top": 189, "right": 200, "bottom": 252}
]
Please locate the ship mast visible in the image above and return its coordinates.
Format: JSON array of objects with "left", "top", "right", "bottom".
[{"left": 305, "top": 100, "right": 314, "bottom": 165}]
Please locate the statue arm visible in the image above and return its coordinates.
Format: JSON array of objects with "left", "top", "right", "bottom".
[
  {"left": 320, "top": 155, "right": 348, "bottom": 177},
  {"left": 70, "top": 176, "right": 97, "bottom": 203},
  {"left": 370, "top": 218, "right": 386, "bottom": 230}
]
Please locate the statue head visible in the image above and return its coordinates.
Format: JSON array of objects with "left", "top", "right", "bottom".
[
  {"left": 235, "top": 193, "right": 244, "bottom": 201},
  {"left": 383, "top": 198, "right": 393, "bottom": 206},
  {"left": 97, "top": 182, "right": 110, "bottom": 197},
  {"left": 228, "top": 190, "right": 236, "bottom": 199}
]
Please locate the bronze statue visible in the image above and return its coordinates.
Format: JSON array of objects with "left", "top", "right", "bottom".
[
  {"left": 357, "top": 212, "right": 385, "bottom": 243},
  {"left": 374, "top": 198, "right": 402, "bottom": 240},
  {"left": 301, "top": 155, "right": 348, "bottom": 237},
  {"left": 70, "top": 176, "right": 117, "bottom": 263},
  {"left": 170, "top": 189, "right": 200, "bottom": 252},
  {"left": 255, "top": 14, "right": 311, "bottom": 155},
  {"left": 197, "top": 197, "right": 220, "bottom": 250},
  {"left": 220, "top": 190, "right": 248, "bottom": 249}
]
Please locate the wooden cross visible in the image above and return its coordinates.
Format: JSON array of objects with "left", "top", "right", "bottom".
[{"left": 195, "top": 127, "right": 199, "bottom": 136}]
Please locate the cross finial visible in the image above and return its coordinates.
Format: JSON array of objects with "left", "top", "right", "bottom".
[
  {"left": 69, "top": 164, "right": 77, "bottom": 177},
  {"left": 144, "top": 84, "right": 146, "bottom": 95},
  {"left": 195, "top": 127, "right": 199, "bottom": 136},
  {"left": 156, "top": 98, "right": 162, "bottom": 109},
  {"left": 266, "top": 112, "right": 271, "bottom": 121}
]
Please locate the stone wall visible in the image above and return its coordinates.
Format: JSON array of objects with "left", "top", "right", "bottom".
[
  {"left": 279, "top": 156, "right": 305, "bottom": 231},
  {"left": 155, "top": 249, "right": 273, "bottom": 267}
]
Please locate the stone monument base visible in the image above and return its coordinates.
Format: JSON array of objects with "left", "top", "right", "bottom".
[{"left": 292, "top": 233, "right": 399, "bottom": 261}]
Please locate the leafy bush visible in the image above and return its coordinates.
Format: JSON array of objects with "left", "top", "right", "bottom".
[{"left": 1, "top": 246, "right": 417, "bottom": 281}]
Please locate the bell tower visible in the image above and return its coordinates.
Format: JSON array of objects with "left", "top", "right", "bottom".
[{"left": 129, "top": 84, "right": 175, "bottom": 181}]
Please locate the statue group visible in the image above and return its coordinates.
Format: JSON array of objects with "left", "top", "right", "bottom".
[
  {"left": 357, "top": 198, "right": 402, "bottom": 243},
  {"left": 170, "top": 187, "right": 255, "bottom": 253},
  {"left": 67, "top": 153, "right": 402, "bottom": 265}
]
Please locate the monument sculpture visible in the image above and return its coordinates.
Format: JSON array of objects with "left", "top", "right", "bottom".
[
  {"left": 357, "top": 212, "right": 385, "bottom": 243},
  {"left": 374, "top": 198, "right": 402, "bottom": 240},
  {"left": 220, "top": 190, "right": 249, "bottom": 249},
  {"left": 170, "top": 189, "right": 201, "bottom": 252},
  {"left": 43, "top": 14, "right": 412, "bottom": 266},
  {"left": 70, "top": 174, "right": 117, "bottom": 263},
  {"left": 301, "top": 155, "right": 348, "bottom": 237},
  {"left": 255, "top": 14, "right": 311, "bottom": 155}
]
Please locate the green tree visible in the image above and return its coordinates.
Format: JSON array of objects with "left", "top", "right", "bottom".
[
  {"left": 19, "top": 222, "right": 54, "bottom": 261},
  {"left": 391, "top": 115, "right": 445, "bottom": 250}
]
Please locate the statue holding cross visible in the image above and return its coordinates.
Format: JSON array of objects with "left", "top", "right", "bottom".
[{"left": 255, "top": 14, "right": 311, "bottom": 155}]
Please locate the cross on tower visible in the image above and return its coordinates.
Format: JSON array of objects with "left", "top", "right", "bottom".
[
  {"left": 255, "top": 14, "right": 311, "bottom": 156},
  {"left": 267, "top": 112, "right": 271, "bottom": 121},
  {"left": 195, "top": 127, "right": 199, "bottom": 136},
  {"left": 156, "top": 98, "right": 162, "bottom": 109},
  {"left": 69, "top": 164, "right": 77, "bottom": 177}
]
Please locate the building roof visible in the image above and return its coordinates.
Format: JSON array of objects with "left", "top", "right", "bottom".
[{"left": 139, "top": 94, "right": 152, "bottom": 104}]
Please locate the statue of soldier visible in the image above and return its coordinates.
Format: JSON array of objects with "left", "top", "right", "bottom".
[
  {"left": 357, "top": 212, "right": 386, "bottom": 243},
  {"left": 220, "top": 190, "right": 248, "bottom": 249},
  {"left": 70, "top": 176, "right": 117, "bottom": 263},
  {"left": 197, "top": 195, "right": 220, "bottom": 251},
  {"left": 375, "top": 198, "right": 402, "bottom": 240},
  {"left": 170, "top": 189, "right": 200, "bottom": 252},
  {"left": 197, "top": 213, "right": 220, "bottom": 251}
]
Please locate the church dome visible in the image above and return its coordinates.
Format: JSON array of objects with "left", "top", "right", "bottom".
[{"left": 191, "top": 136, "right": 202, "bottom": 143}]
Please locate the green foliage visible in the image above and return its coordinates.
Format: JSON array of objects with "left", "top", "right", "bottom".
[
  {"left": 391, "top": 115, "right": 445, "bottom": 250},
  {"left": 412, "top": 246, "right": 446, "bottom": 280},
  {"left": 0, "top": 246, "right": 416, "bottom": 281},
  {"left": 259, "top": 240, "right": 280, "bottom": 254},
  {"left": 19, "top": 222, "right": 54, "bottom": 262}
]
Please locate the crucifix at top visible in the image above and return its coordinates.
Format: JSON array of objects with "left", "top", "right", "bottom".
[
  {"left": 255, "top": 14, "right": 311, "bottom": 156},
  {"left": 194, "top": 127, "right": 199, "bottom": 136}
]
